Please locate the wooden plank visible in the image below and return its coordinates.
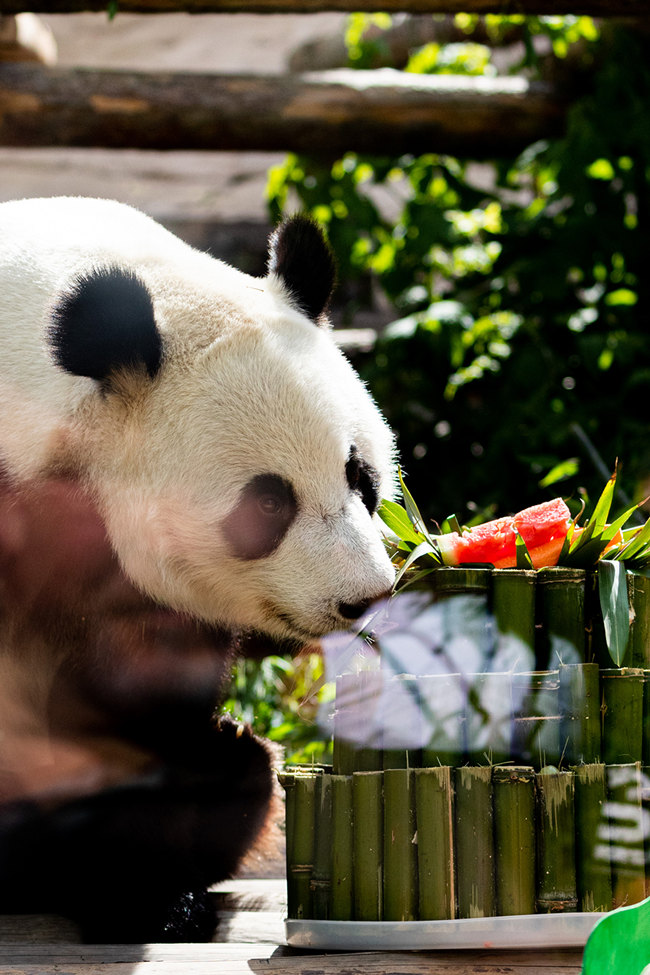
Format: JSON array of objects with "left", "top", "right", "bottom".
[
  {"left": 0, "top": 63, "right": 566, "bottom": 157},
  {"left": 0, "top": 0, "right": 647, "bottom": 14},
  {"left": 0, "top": 948, "right": 586, "bottom": 975}
]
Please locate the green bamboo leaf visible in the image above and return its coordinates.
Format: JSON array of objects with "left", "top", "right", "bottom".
[
  {"left": 379, "top": 498, "right": 424, "bottom": 546},
  {"left": 395, "top": 539, "right": 441, "bottom": 586},
  {"left": 598, "top": 560, "right": 630, "bottom": 666},
  {"left": 614, "top": 514, "right": 650, "bottom": 564},
  {"left": 398, "top": 468, "right": 433, "bottom": 541},
  {"left": 589, "top": 469, "right": 617, "bottom": 530},
  {"left": 442, "top": 514, "right": 463, "bottom": 535},
  {"left": 515, "top": 529, "right": 534, "bottom": 569}
]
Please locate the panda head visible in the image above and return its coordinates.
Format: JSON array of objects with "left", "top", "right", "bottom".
[{"left": 40, "top": 206, "right": 396, "bottom": 644}]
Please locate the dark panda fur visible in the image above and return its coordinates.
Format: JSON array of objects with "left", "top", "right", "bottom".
[
  {"left": 0, "top": 715, "right": 274, "bottom": 943},
  {"left": 49, "top": 266, "right": 162, "bottom": 382}
]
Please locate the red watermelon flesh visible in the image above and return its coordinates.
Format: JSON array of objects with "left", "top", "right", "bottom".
[{"left": 437, "top": 498, "right": 572, "bottom": 569}]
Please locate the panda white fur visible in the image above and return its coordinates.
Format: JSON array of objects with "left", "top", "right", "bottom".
[
  {"left": 0, "top": 196, "right": 396, "bottom": 642},
  {"left": 0, "top": 196, "right": 397, "bottom": 941}
]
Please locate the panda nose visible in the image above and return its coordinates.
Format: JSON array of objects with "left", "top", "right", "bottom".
[{"left": 338, "top": 598, "right": 374, "bottom": 621}]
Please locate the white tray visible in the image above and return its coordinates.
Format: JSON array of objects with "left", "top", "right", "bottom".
[{"left": 285, "top": 911, "right": 605, "bottom": 950}]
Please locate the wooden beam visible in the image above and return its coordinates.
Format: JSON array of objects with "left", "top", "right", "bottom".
[
  {"left": 0, "top": 0, "right": 647, "bottom": 14},
  {"left": 0, "top": 63, "right": 566, "bottom": 157}
]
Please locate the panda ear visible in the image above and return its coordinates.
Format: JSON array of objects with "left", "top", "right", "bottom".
[
  {"left": 49, "top": 265, "right": 162, "bottom": 382},
  {"left": 267, "top": 215, "right": 336, "bottom": 324}
]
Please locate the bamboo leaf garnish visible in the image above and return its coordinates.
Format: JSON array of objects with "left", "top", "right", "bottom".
[
  {"left": 611, "top": 511, "right": 650, "bottom": 568},
  {"left": 515, "top": 528, "right": 534, "bottom": 569},
  {"left": 394, "top": 539, "right": 441, "bottom": 586},
  {"left": 398, "top": 468, "right": 434, "bottom": 543},
  {"left": 379, "top": 498, "right": 424, "bottom": 548},
  {"left": 442, "top": 514, "right": 463, "bottom": 535},
  {"left": 598, "top": 559, "right": 630, "bottom": 666}
]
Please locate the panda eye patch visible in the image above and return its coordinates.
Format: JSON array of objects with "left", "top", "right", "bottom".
[
  {"left": 346, "top": 446, "right": 380, "bottom": 514},
  {"left": 222, "top": 474, "right": 298, "bottom": 561}
]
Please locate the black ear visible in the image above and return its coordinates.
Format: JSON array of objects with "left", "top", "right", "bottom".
[
  {"left": 49, "top": 266, "right": 162, "bottom": 382},
  {"left": 267, "top": 215, "right": 336, "bottom": 323}
]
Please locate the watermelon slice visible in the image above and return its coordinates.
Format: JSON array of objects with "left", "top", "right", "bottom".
[{"left": 437, "top": 498, "right": 572, "bottom": 570}]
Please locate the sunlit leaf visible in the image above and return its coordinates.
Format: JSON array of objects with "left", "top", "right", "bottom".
[
  {"left": 515, "top": 529, "right": 534, "bottom": 568},
  {"left": 598, "top": 560, "right": 630, "bottom": 665}
]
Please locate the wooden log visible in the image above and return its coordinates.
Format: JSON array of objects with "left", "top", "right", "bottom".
[
  {"left": 0, "top": 62, "right": 567, "bottom": 158},
  {"left": 1, "top": 0, "right": 650, "bottom": 15}
]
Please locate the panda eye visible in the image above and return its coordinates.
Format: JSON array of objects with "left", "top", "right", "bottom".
[
  {"left": 346, "top": 447, "right": 380, "bottom": 515},
  {"left": 258, "top": 493, "right": 283, "bottom": 516},
  {"left": 222, "top": 473, "right": 299, "bottom": 561}
]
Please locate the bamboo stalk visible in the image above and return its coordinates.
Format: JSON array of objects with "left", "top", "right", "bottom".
[
  {"left": 643, "top": 671, "right": 650, "bottom": 767},
  {"left": 598, "top": 764, "right": 647, "bottom": 909},
  {"left": 383, "top": 768, "right": 417, "bottom": 921},
  {"left": 491, "top": 568, "right": 537, "bottom": 666},
  {"left": 574, "top": 764, "right": 613, "bottom": 912},
  {"left": 587, "top": 569, "right": 609, "bottom": 668},
  {"left": 354, "top": 670, "right": 383, "bottom": 772},
  {"left": 465, "top": 672, "right": 513, "bottom": 766},
  {"left": 493, "top": 766, "right": 536, "bottom": 916},
  {"left": 330, "top": 775, "right": 354, "bottom": 920},
  {"left": 601, "top": 668, "right": 645, "bottom": 765},
  {"left": 432, "top": 566, "right": 493, "bottom": 597},
  {"left": 454, "top": 766, "right": 496, "bottom": 918},
  {"left": 311, "top": 773, "right": 333, "bottom": 919},
  {"left": 420, "top": 673, "right": 465, "bottom": 768},
  {"left": 628, "top": 572, "right": 650, "bottom": 668},
  {"left": 535, "top": 768, "right": 577, "bottom": 913},
  {"left": 281, "top": 770, "right": 319, "bottom": 919},
  {"left": 511, "top": 670, "right": 560, "bottom": 768},
  {"left": 558, "top": 662, "right": 601, "bottom": 765},
  {"left": 352, "top": 771, "right": 383, "bottom": 921},
  {"left": 432, "top": 568, "right": 493, "bottom": 669},
  {"left": 382, "top": 674, "right": 422, "bottom": 770},
  {"left": 333, "top": 673, "right": 362, "bottom": 775},
  {"left": 415, "top": 766, "right": 456, "bottom": 920},
  {"left": 536, "top": 567, "right": 587, "bottom": 667}
]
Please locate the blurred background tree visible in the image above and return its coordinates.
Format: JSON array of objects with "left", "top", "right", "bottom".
[{"left": 268, "top": 16, "right": 650, "bottom": 527}]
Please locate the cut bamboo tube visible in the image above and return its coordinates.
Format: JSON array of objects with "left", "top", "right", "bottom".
[
  {"left": 628, "top": 572, "right": 650, "bottom": 668},
  {"left": 598, "top": 763, "right": 647, "bottom": 910},
  {"left": 383, "top": 767, "right": 417, "bottom": 921},
  {"left": 511, "top": 670, "right": 560, "bottom": 768},
  {"left": 330, "top": 775, "right": 354, "bottom": 920},
  {"left": 493, "top": 766, "right": 536, "bottom": 917},
  {"left": 432, "top": 567, "right": 494, "bottom": 668},
  {"left": 601, "top": 668, "right": 645, "bottom": 765},
  {"left": 587, "top": 569, "right": 609, "bottom": 668},
  {"left": 465, "top": 672, "right": 513, "bottom": 766},
  {"left": 334, "top": 672, "right": 379, "bottom": 775},
  {"left": 454, "top": 766, "right": 496, "bottom": 918},
  {"left": 353, "top": 670, "right": 383, "bottom": 772},
  {"left": 575, "top": 764, "right": 613, "bottom": 912},
  {"left": 420, "top": 672, "right": 464, "bottom": 768},
  {"left": 558, "top": 662, "right": 601, "bottom": 765},
  {"left": 536, "top": 567, "right": 587, "bottom": 667},
  {"left": 535, "top": 768, "right": 577, "bottom": 913},
  {"left": 311, "top": 773, "right": 333, "bottom": 919},
  {"left": 382, "top": 674, "right": 422, "bottom": 770},
  {"left": 491, "top": 568, "right": 537, "bottom": 666},
  {"left": 352, "top": 771, "right": 383, "bottom": 921},
  {"left": 643, "top": 671, "right": 650, "bottom": 767},
  {"left": 432, "top": 566, "right": 493, "bottom": 598},
  {"left": 415, "top": 766, "right": 456, "bottom": 920},
  {"left": 281, "top": 770, "right": 318, "bottom": 919}
]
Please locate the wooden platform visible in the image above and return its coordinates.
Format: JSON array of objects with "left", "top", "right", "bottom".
[{"left": 0, "top": 879, "right": 586, "bottom": 974}]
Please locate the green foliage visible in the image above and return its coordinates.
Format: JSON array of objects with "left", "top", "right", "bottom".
[
  {"left": 267, "top": 18, "right": 650, "bottom": 525},
  {"left": 221, "top": 653, "right": 333, "bottom": 764}
]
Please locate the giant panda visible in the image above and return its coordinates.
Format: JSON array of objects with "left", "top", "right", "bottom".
[{"left": 0, "top": 197, "right": 396, "bottom": 942}]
